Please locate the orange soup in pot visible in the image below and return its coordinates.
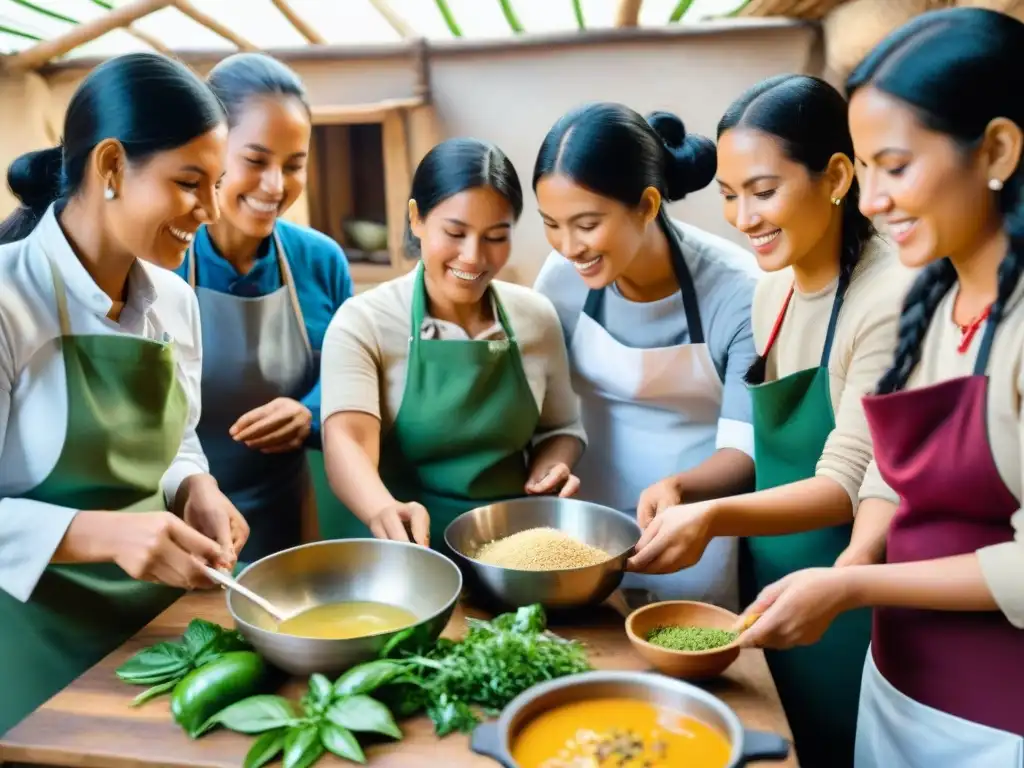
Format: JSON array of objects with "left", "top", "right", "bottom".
[{"left": 511, "top": 697, "right": 732, "bottom": 768}]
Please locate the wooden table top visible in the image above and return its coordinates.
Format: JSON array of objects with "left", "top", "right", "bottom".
[{"left": 1, "top": 590, "right": 798, "bottom": 768}]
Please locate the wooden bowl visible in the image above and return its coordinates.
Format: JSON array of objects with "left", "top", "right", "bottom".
[{"left": 625, "top": 600, "right": 742, "bottom": 680}]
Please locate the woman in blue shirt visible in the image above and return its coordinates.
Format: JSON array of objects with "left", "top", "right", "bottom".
[{"left": 176, "top": 53, "right": 353, "bottom": 561}]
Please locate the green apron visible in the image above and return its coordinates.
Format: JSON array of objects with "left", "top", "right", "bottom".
[
  {"left": 0, "top": 259, "right": 187, "bottom": 736},
  {"left": 745, "top": 280, "right": 871, "bottom": 768},
  {"left": 323, "top": 266, "right": 539, "bottom": 548}
]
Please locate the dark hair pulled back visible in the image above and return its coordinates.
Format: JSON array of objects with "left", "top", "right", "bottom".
[
  {"left": 846, "top": 8, "right": 1024, "bottom": 394},
  {"left": 206, "top": 52, "right": 310, "bottom": 127},
  {"left": 0, "top": 52, "right": 225, "bottom": 245},
  {"left": 406, "top": 138, "right": 523, "bottom": 256},
  {"left": 718, "top": 74, "right": 875, "bottom": 384},
  {"left": 533, "top": 102, "right": 716, "bottom": 211}
]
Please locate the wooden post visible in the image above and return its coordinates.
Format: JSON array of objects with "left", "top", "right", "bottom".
[
  {"left": 172, "top": 0, "right": 257, "bottom": 50},
  {"left": 615, "top": 0, "right": 644, "bottom": 26},
  {"left": 1, "top": 0, "right": 170, "bottom": 72},
  {"left": 269, "top": 0, "right": 326, "bottom": 44},
  {"left": 382, "top": 110, "right": 413, "bottom": 272}
]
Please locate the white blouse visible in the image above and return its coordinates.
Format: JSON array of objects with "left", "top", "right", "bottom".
[{"left": 0, "top": 206, "right": 208, "bottom": 602}]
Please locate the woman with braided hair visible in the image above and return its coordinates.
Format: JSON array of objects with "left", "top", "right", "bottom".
[{"left": 731, "top": 7, "right": 1024, "bottom": 766}]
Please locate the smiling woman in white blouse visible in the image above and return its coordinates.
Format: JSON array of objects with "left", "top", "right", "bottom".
[
  {"left": 0, "top": 53, "right": 248, "bottom": 734},
  {"left": 319, "top": 138, "right": 586, "bottom": 550}
]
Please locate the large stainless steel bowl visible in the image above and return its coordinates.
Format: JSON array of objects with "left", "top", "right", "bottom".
[
  {"left": 444, "top": 497, "right": 641, "bottom": 609},
  {"left": 470, "top": 671, "right": 791, "bottom": 767},
  {"left": 227, "top": 539, "right": 462, "bottom": 676}
]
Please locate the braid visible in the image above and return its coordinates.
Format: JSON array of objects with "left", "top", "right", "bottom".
[{"left": 875, "top": 259, "right": 957, "bottom": 395}]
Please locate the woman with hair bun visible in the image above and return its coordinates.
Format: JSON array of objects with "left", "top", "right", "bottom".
[
  {"left": 630, "top": 74, "right": 914, "bottom": 768},
  {"left": 0, "top": 52, "right": 248, "bottom": 734},
  {"left": 533, "top": 103, "right": 761, "bottom": 610},
  {"left": 173, "top": 53, "right": 353, "bottom": 562},
  {"left": 733, "top": 8, "right": 1024, "bottom": 765},
  {"left": 319, "top": 138, "right": 584, "bottom": 549}
]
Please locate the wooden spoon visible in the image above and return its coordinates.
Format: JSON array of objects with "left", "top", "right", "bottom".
[{"left": 201, "top": 564, "right": 290, "bottom": 623}]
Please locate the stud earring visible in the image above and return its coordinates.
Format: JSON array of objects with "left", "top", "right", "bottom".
[
  {"left": 104, "top": 184, "right": 116, "bottom": 201},
  {"left": 988, "top": 178, "right": 1004, "bottom": 192},
  {"left": 831, "top": 197, "right": 841, "bottom": 206}
]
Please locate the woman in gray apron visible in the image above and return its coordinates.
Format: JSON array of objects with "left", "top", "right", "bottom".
[
  {"left": 0, "top": 53, "right": 246, "bottom": 736},
  {"left": 736, "top": 9, "right": 1024, "bottom": 766},
  {"left": 176, "top": 54, "right": 353, "bottom": 562},
  {"left": 319, "top": 139, "right": 586, "bottom": 549},
  {"left": 533, "top": 103, "right": 761, "bottom": 611},
  {"left": 628, "top": 76, "right": 912, "bottom": 768}
]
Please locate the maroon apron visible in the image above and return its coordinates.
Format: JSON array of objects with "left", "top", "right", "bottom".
[{"left": 861, "top": 312, "right": 1024, "bottom": 735}]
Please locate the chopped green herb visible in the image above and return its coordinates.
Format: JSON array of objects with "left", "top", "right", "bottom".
[{"left": 645, "top": 625, "right": 738, "bottom": 651}]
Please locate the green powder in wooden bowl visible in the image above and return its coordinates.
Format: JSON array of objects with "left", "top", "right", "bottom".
[{"left": 646, "top": 625, "right": 738, "bottom": 652}]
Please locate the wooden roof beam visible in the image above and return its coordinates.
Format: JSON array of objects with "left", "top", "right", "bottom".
[
  {"left": 1, "top": 0, "right": 171, "bottom": 73},
  {"left": 269, "top": 0, "right": 326, "bottom": 45},
  {"left": 368, "top": 0, "right": 416, "bottom": 39},
  {"left": 615, "top": 0, "right": 644, "bottom": 26},
  {"left": 171, "top": 0, "right": 257, "bottom": 51}
]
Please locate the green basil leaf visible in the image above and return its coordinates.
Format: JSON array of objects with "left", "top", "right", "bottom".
[
  {"left": 130, "top": 678, "right": 179, "bottom": 707},
  {"left": 319, "top": 723, "right": 366, "bottom": 764},
  {"left": 243, "top": 728, "right": 286, "bottom": 768},
  {"left": 116, "top": 642, "right": 190, "bottom": 681},
  {"left": 326, "top": 696, "right": 402, "bottom": 740},
  {"left": 201, "top": 695, "right": 298, "bottom": 735},
  {"left": 283, "top": 725, "right": 325, "bottom": 768},
  {"left": 333, "top": 660, "right": 405, "bottom": 697},
  {"left": 309, "top": 673, "right": 333, "bottom": 705},
  {"left": 183, "top": 619, "right": 221, "bottom": 658}
]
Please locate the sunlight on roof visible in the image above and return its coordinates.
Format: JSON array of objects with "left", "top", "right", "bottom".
[{"left": 0, "top": 0, "right": 748, "bottom": 61}]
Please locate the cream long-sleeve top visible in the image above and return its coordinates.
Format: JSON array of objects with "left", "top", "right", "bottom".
[
  {"left": 319, "top": 268, "right": 587, "bottom": 448},
  {"left": 0, "top": 206, "right": 208, "bottom": 603},
  {"left": 752, "top": 238, "right": 915, "bottom": 507},
  {"left": 859, "top": 270, "right": 1024, "bottom": 629}
]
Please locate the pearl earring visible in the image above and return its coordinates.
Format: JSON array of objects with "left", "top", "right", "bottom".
[
  {"left": 988, "top": 178, "right": 1004, "bottom": 192},
  {"left": 104, "top": 185, "right": 116, "bottom": 201},
  {"left": 831, "top": 197, "right": 841, "bottom": 206}
]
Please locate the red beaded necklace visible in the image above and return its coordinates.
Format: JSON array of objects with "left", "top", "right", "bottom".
[{"left": 956, "top": 304, "right": 992, "bottom": 354}]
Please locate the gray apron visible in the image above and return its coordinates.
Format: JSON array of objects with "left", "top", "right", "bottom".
[{"left": 187, "top": 230, "right": 316, "bottom": 562}]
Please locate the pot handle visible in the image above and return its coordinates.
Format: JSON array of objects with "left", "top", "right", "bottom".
[
  {"left": 470, "top": 720, "right": 514, "bottom": 767},
  {"left": 740, "top": 729, "right": 791, "bottom": 764}
]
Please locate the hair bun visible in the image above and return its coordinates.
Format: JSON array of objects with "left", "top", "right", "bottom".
[
  {"left": 645, "top": 110, "right": 716, "bottom": 201},
  {"left": 7, "top": 147, "right": 63, "bottom": 211}
]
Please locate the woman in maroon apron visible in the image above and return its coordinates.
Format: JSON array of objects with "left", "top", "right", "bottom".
[{"left": 733, "top": 8, "right": 1024, "bottom": 766}]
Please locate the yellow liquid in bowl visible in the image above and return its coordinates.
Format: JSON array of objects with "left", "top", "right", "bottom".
[
  {"left": 512, "top": 697, "right": 731, "bottom": 768},
  {"left": 276, "top": 601, "right": 418, "bottom": 640}
]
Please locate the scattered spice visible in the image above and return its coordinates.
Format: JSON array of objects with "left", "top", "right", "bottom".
[
  {"left": 539, "top": 726, "right": 670, "bottom": 768},
  {"left": 645, "top": 625, "right": 737, "bottom": 652},
  {"left": 474, "top": 527, "right": 611, "bottom": 570}
]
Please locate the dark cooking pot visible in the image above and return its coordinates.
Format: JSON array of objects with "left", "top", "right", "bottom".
[{"left": 470, "top": 671, "right": 791, "bottom": 767}]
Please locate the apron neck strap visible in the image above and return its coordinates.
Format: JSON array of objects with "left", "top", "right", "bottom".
[
  {"left": 46, "top": 256, "right": 73, "bottom": 336},
  {"left": 582, "top": 214, "right": 704, "bottom": 344},
  {"left": 761, "top": 276, "right": 850, "bottom": 368},
  {"left": 974, "top": 311, "right": 1000, "bottom": 376},
  {"left": 410, "top": 263, "right": 516, "bottom": 344}
]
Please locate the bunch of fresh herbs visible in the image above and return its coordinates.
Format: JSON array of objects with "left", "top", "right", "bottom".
[
  {"left": 115, "top": 619, "right": 251, "bottom": 706},
  {"left": 376, "top": 603, "right": 592, "bottom": 736},
  {"left": 200, "top": 666, "right": 404, "bottom": 768}
]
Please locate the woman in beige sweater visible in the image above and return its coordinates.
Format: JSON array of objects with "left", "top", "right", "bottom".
[
  {"left": 318, "top": 139, "right": 585, "bottom": 549},
  {"left": 628, "top": 75, "right": 913, "bottom": 767},
  {"left": 733, "top": 9, "right": 1024, "bottom": 766}
]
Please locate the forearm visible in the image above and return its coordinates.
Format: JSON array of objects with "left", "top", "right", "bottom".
[
  {"left": 52, "top": 510, "right": 116, "bottom": 565},
  {"left": 843, "top": 554, "right": 999, "bottom": 613},
  {"left": 530, "top": 434, "right": 584, "bottom": 471},
  {"left": 322, "top": 428, "right": 395, "bottom": 524},
  {"left": 171, "top": 473, "right": 220, "bottom": 518},
  {"left": 669, "top": 448, "right": 755, "bottom": 503},
  {"left": 708, "top": 476, "right": 853, "bottom": 537},
  {"left": 842, "top": 498, "right": 897, "bottom": 563}
]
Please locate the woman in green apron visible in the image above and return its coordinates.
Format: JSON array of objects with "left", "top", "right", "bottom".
[
  {"left": 627, "top": 76, "right": 914, "bottom": 767},
  {"left": 318, "top": 138, "right": 586, "bottom": 548},
  {"left": 0, "top": 53, "right": 247, "bottom": 736}
]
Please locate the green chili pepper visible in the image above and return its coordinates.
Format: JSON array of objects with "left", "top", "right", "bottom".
[{"left": 171, "top": 651, "right": 267, "bottom": 738}]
